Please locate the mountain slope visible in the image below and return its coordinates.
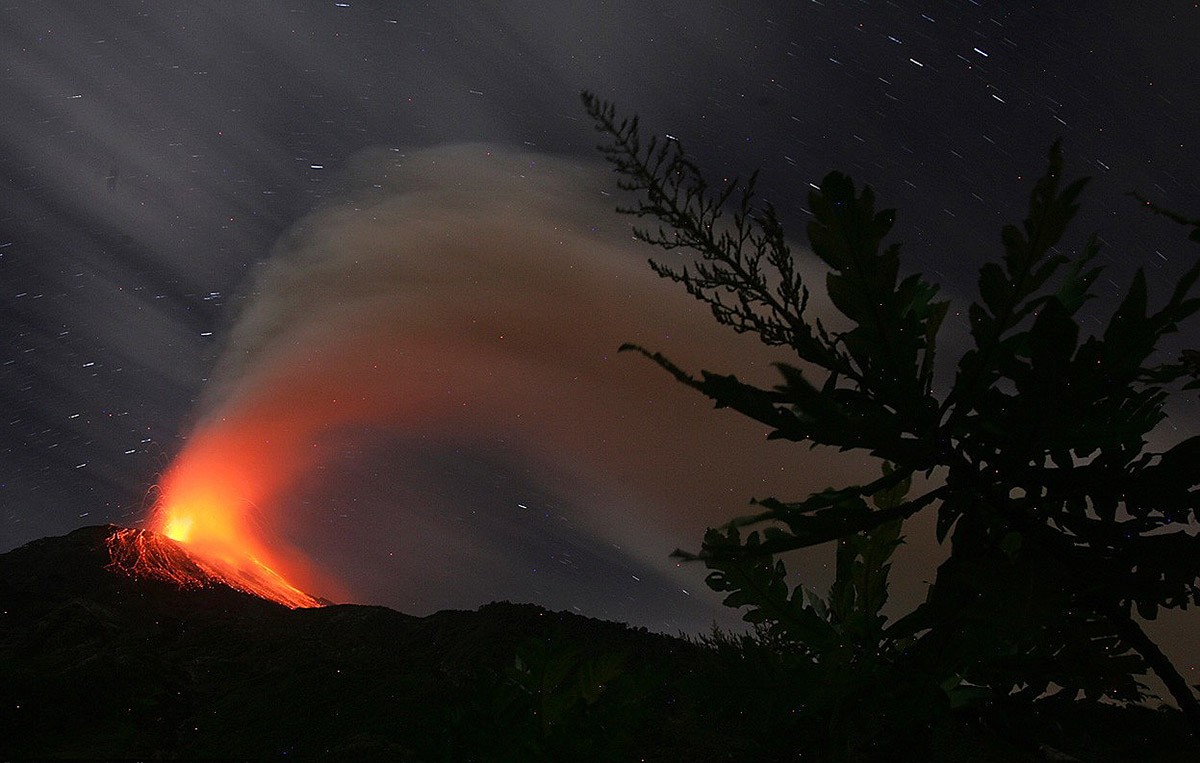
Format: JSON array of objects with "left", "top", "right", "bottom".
[
  {"left": 0, "top": 526, "right": 697, "bottom": 760},
  {"left": 0, "top": 526, "right": 1193, "bottom": 761}
]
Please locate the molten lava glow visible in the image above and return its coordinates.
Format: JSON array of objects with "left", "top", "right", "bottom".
[
  {"left": 161, "top": 515, "right": 193, "bottom": 543},
  {"left": 138, "top": 424, "right": 326, "bottom": 609}
]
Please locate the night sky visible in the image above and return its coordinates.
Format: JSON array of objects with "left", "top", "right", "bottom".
[{"left": 2, "top": 1, "right": 1198, "bottom": 670}]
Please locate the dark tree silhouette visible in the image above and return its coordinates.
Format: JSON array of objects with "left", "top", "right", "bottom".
[{"left": 583, "top": 91, "right": 1200, "bottom": 740}]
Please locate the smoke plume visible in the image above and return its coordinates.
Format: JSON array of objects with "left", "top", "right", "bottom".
[{"left": 155, "top": 143, "right": 859, "bottom": 625}]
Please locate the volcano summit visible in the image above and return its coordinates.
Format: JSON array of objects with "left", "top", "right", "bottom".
[{"left": 105, "top": 526, "right": 323, "bottom": 609}]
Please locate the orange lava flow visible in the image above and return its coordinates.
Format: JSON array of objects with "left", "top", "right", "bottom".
[
  {"left": 104, "top": 526, "right": 318, "bottom": 608},
  {"left": 136, "top": 423, "right": 326, "bottom": 609}
]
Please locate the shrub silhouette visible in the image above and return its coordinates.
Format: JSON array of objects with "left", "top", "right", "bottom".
[{"left": 583, "top": 91, "right": 1200, "bottom": 751}]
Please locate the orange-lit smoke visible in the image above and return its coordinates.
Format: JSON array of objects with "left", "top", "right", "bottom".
[
  {"left": 149, "top": 418, "right": 329, "bottom": 607},
  {"left": 145, "top": 143, "right": 854, "bottom": 611}
]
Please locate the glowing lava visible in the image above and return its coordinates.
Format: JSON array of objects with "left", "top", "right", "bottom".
[
  {"left": 121, "top": 423, "right": 327, "bottom": 609},
  {"left": 105, "top": 526, "right": 318, "bottom": 609}
]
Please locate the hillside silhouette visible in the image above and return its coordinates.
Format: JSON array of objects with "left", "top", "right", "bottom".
[{"left": 0, "top": 525, "right": 1192, "bottom": 760}]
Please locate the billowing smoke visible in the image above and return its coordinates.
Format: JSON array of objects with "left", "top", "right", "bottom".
[{"left": 154, "top": 143, "right": 861, "bottom": 628}]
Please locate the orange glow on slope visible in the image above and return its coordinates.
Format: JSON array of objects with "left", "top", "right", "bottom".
[
  {"left": 106, "top": 526, "right": 319, "bottom": 610},
  {"left": 141, "top": 421, "right": 326, "bottom": 609}
]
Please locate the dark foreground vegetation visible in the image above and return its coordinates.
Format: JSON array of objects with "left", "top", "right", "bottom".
[
  {"left": 580, "top": 92, "right": 1200, "bottom": 759},
  {"left": 0, "top": 526, "right": 1193, "bottom": 761}
]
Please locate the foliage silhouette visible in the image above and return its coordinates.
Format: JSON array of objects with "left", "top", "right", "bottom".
[
  {"left": 439, "top": 630, "right": 655, "bottom": 762},
  {"left": 583, "top": 90, "right": 1200, "bottom": 748}
]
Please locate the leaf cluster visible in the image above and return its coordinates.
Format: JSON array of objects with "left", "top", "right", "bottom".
[{"left": 583, "top": 91, "right": 1200, "bottom": 739}]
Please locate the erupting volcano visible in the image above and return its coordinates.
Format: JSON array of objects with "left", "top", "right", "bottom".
[
  {"left": 106, "top": 508, "right": 322, "bottom": 609},
  {"left": 104, "top": 527, "right": 319, "bottom": 609},
  {"left": 107, "top": 421, "right": 327, "bottom": 609},
  {"left": 95, "top": 144, "right": 811, "bottom": 619},
  {"left": 144, "top": 482, "right": 320, "bottom": 608}
]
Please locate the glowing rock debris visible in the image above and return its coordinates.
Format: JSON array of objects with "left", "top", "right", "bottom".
[
  {"left": 106, "top": 439, "right": 324, "bottom": 609},
  {"left": 106, "top": 525, "right": 321, "bottom": 609}
]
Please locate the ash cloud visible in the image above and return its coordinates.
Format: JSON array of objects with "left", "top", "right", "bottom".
[{"left": 190, "top": 143, "right": 863, "bottom": 629}]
